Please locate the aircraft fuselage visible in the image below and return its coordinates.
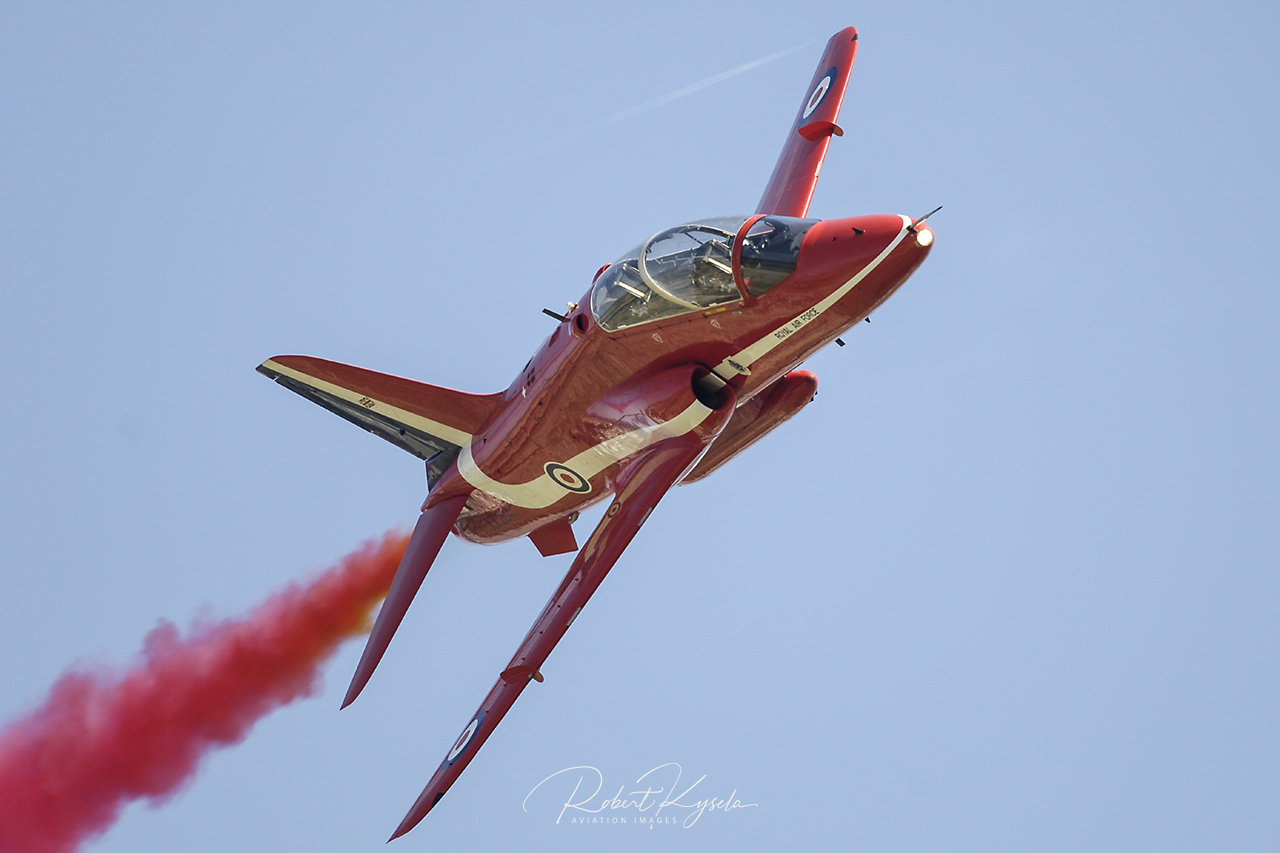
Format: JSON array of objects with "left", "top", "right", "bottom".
[{"left": 430, "top": 212, "right": 932, "bottom": 544}]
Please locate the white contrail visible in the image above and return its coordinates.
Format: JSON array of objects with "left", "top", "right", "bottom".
[
  {"left": 596, "top": 42, "right": 815, "bottom": 126},
  {"left": 464, "top": 40, "right": 816, "bottom": 177}
]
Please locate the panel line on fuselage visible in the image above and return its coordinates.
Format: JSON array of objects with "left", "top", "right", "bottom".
[
  {"left": 457, "top": 399, "right": 713, "bottom": 510},
  {"left": 712, "top": 215, "right": 913, "bottom": 382}
]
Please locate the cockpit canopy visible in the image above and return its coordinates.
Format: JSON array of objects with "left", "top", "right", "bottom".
[{"left": 590, "top": 215, "right": 818, "bottom": 332}]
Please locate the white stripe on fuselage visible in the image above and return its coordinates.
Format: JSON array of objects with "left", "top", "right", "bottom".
[
  {"left": 712, "top": 215, "right": 912, "bottom": 382},
  {"left": 460, "top": 216, "right": 912, "bottom": 510},
  {"left": 457, "top": 399, "right": 713, "bottom": 510}
]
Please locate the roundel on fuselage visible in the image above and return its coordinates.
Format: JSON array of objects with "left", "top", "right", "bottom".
[
  {"left": 802, "top": 66, "right": 839, "bottom": 120},
  {"left": 545, "top": 462, "right": 592, "bottom": 494}
]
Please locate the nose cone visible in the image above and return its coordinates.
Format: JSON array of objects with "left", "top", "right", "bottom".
[{"left": 797, "top": 214, "right": 932, "bottom": 291}]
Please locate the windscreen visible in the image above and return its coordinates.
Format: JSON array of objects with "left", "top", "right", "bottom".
[
  {"left": 739, "top": 216, "right": 818, "bottom": 297},
  {"left": 591, "top": 216, "right": 748, "bottom": 332}
]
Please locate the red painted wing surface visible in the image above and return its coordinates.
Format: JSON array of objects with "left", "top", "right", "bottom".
[
  {"left": 389, "top": 415, "right": 732, "bottom": 839},
  {"left": 342, "top": 495, "right": 469, "bottom": 709},
  {"left": 756, "top": 26, "right": 859, "bottom": 217}
]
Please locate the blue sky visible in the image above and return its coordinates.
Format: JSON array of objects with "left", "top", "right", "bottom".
[{"left": 2, "top": 2, "right": 1277, "bottom": 851}]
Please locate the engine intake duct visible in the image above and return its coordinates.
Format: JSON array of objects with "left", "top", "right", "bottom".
[{"left": 682, "top": 370, "right": 818, "bottom": 483}]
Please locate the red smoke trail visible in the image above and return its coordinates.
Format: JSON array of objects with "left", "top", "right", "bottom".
[{"left": 0, "top": 531, "right": 410, "bottom": 853}]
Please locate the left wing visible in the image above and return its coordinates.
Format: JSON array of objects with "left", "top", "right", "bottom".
[
  {"left": 755, "top": 26, "right": 859, "bottom": 218},
  {"left": 387, "top": 432, "right": 715, "bottom": 840}
]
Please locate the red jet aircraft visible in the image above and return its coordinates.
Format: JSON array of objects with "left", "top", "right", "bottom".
[{"left": 259, "top": 26, "right": 933, "bottom": 840}]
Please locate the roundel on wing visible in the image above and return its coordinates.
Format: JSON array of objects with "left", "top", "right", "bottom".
[
  {"left": 447, "top": 711, "right": 486, "bottom": 764},
  {"left": 802, "top": 66, "right": 839, "bottom": 119},
  {"left": 545, "top": 462, "right": 592, "bottom": 494}
]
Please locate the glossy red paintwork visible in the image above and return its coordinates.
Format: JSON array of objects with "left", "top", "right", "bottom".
[
  {"left": 683, "top": 369, "right": 819, "bottom": 483},
  {"left": 393, "top": 397, "right": 737, "bottom": 838},
  {"left": 342, "top": 494, "right": 467, "bottom": 709},
  {"left": 263, "top": 25, "right": 937, "bottom": 840},
  {"left": 757, "top": 27, "right": 859, "bottom": 216},
  {"left": 527, "top": 519, "right": 577, "bottom": 556},
  {"left": 388, "top": 209, "right": 931, "bottom": 837},
  {"left": 427, "top": 213, "right": 931, "bottom": 544}
]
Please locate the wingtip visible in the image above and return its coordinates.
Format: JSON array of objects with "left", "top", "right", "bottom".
[
  {"left": 388, "top": 810, "right": 422, "bottom": 842},
  {"left": 339, "top": 498, "right": 466, "bottom": 713},
  {"left": 389, "top": 789, "right": 442, "bottom": 841},
  {"left": 340, "top": 669, "right": 369, "bottom": 710}
]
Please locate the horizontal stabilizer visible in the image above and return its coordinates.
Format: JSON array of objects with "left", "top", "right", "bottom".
[{"left": 257, "top": 355, "right": 501, "bottom": 487}]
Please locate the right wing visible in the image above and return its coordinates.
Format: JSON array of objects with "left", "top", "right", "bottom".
[
  {"left": 257, "top": 355, "right": 501, "bottom": 487},
  {"left": 387, "top": 432, "right": 714, "bottom": 840},
  {"left": 755, "top": 27, "right": 859, "bottom": 218}
]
